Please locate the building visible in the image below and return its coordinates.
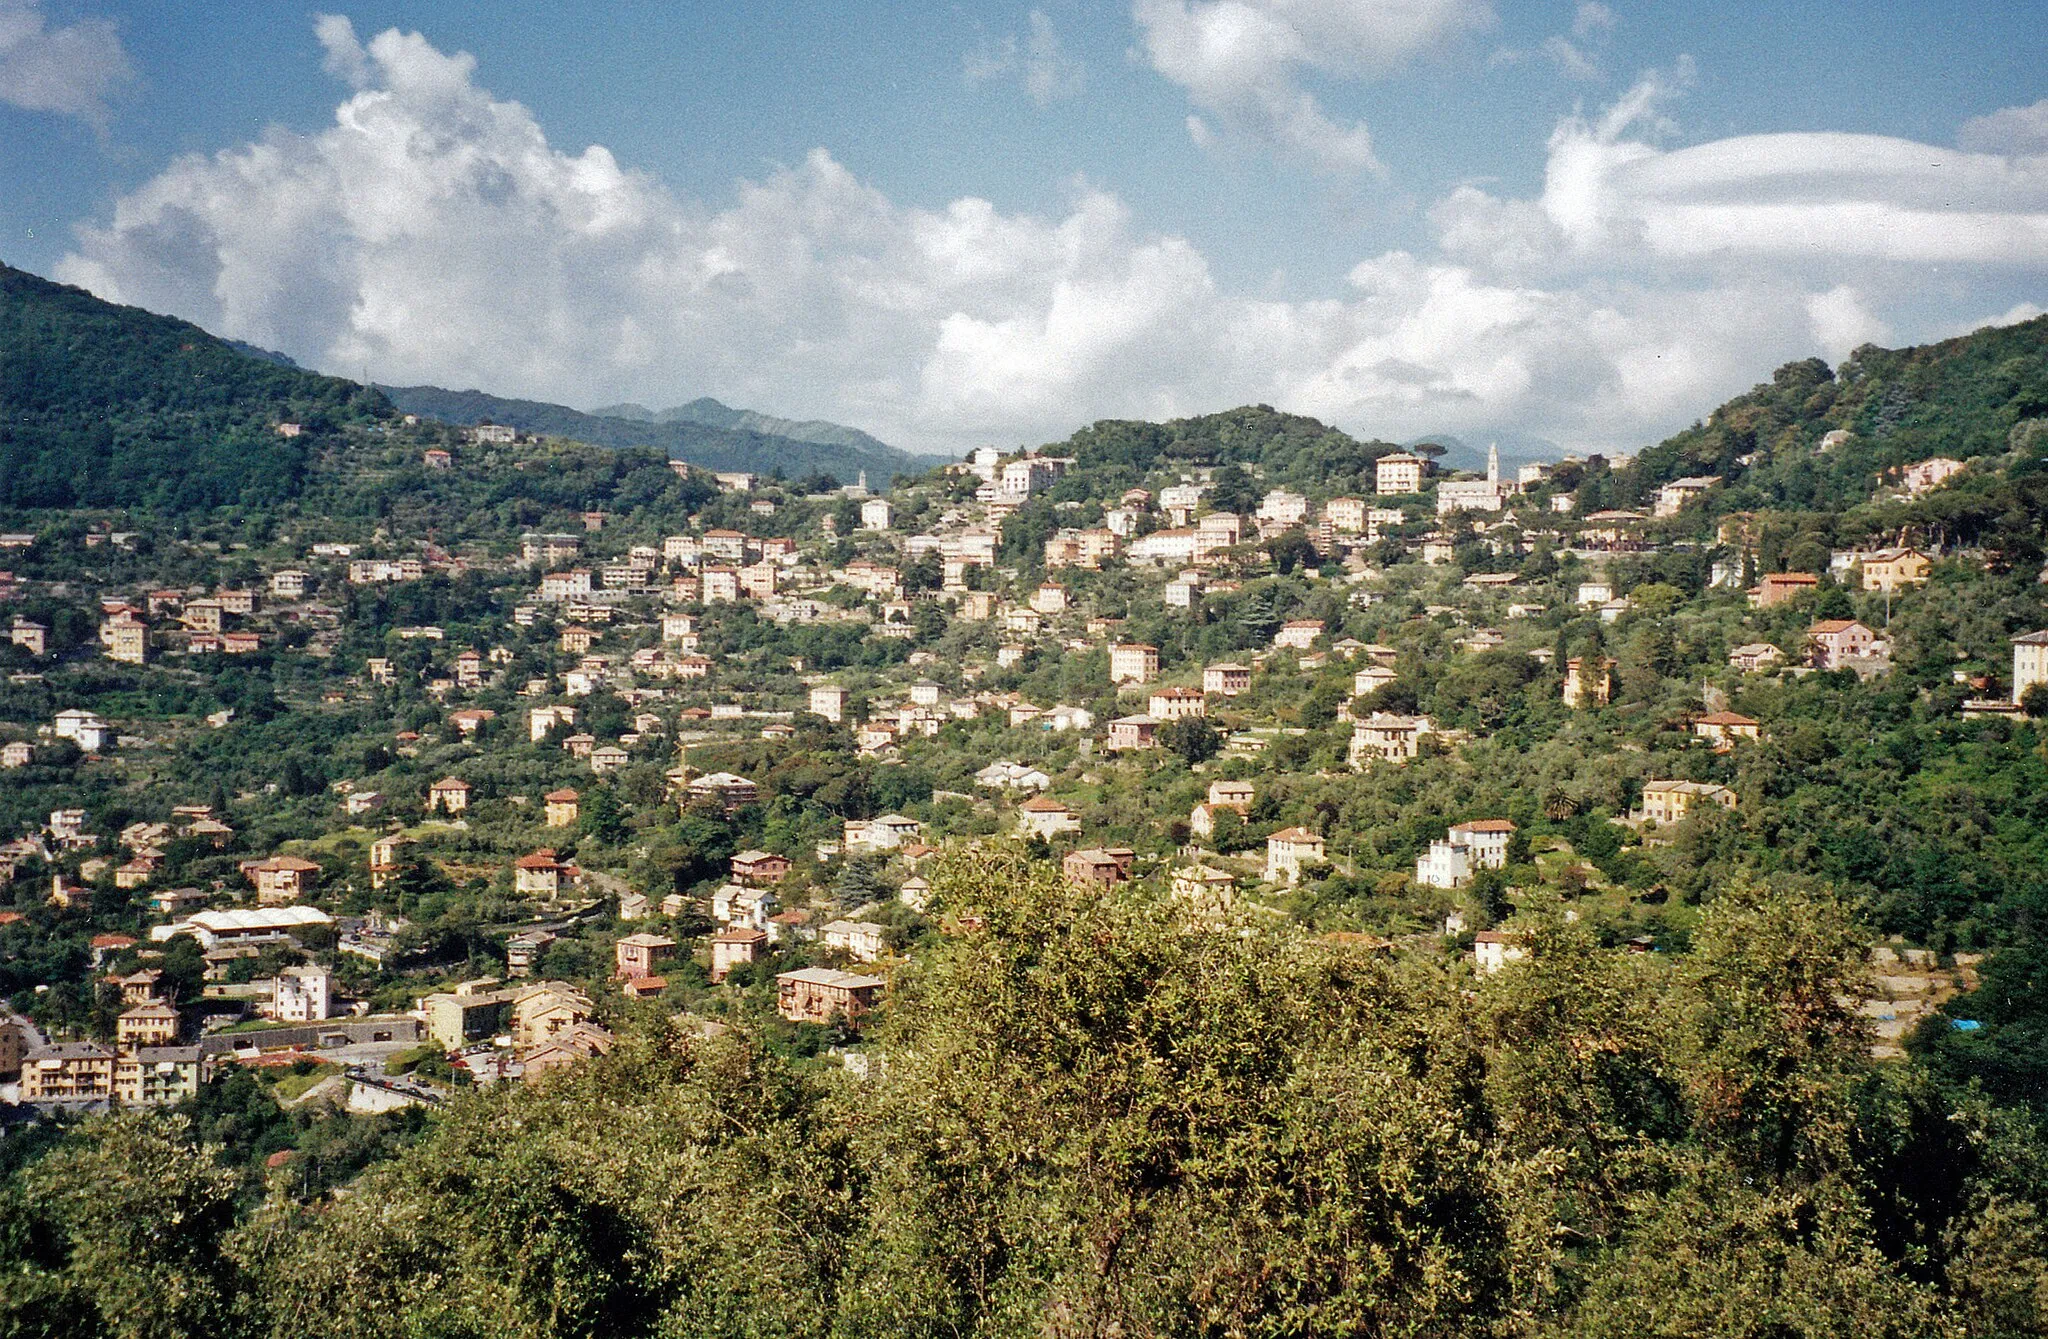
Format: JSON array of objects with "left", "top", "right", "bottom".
[
  {"left": 1063, "top": 847, "right": 1135, "bottom": 887},
  {"left": 1900, "top": 457, "right": 1965, "bottom": 495},
  {"left": 2013, "top": 631, "right": 2048, "bottom": 704},
  {"left": 776, "top": 967, "right": 885, "bottom": 1025},
  {"left": 1750, "top": 571, "right": 1819, "bottom": 607},
  {"left": 1857, "top": 548, "right": 1932, "bottom": 593},
  {"left": 1447, "top": 819, "right": 1516, "bottom": 868},
  {"left": 1265, "top": 828, "right": 1326, "bottom": 886},
  {"left": 1807, "top": 619, "right": 1884, "bottom": 670},
  {"left": 1375, "top": 453, "right": 1429, "bottom": 494},
  {"left": 1017, "top": 796, "right": 1082, "bottom": 839},
  {"left": 1654, "top": 476, "right": 1720, "bottom": 518},
  {"left": 1472, "top": 931, "right": 1530, "bottom": 975},
  {"left": 731, "top": 850, "right": 792, "bottom": 885},
  {"left": 514, "top": 849, "right": 571, "bottom": 898},
  {"left": 1146, "top": 687, "right": 1206, "bottom": 720},
  {"left": 822, "top": 918, "right": 888, "bottom": 963},
  {"left": 1170, "top": 865, "right": 1237, "bottom": 913},
  {"left": 843, "top": 814, "right": 922, "bottom": 853},
  {"left": 1727, "top": 643, "right": 1784, "bottom": 672},
  {"left": 103, "top": 615, "right": 148, "bottom": 665},
  {"left": 614, "top": 932, "right": 677, "bottom": 980},
  {"left": 245, "top": 855, "right": 319, "bottom": 904},
  {"left": 428, "top": 776, "right": 471, "bottom": 814},
  {"left": 149, "top": 906, "right": 333, "bottom": 952},
  {"left": 545, "top": 788, "right": 580, "bottom": 827},
  {"left": 1693, "top": 711, "right": 1761, "bottom": 749},
  {"left": 1349, "top": 713, "right": 1432, "bottom": 765},
  {"left": 1106, "top": 715, "right": 1158, "bottom": 751},
  {"left": 709, "top": 926, "right": 768, "bottom": 983},
  {"left": 1415, "top": 840, "right": 1473, "bottom": 890},
  {"left": 21, "top": 1041, "right": 118, "bottom": 1103},
  {"left": 10, "top": 618, "right": 45, "bottom": 655},
  {"left": 1109, "top": 643, "right": 1160, "bottom": 685},
  {"left": 1272, "top": 620, "right": 1324, "bottom": 651},
  {"left": 113, "top": 1048, "right": 204, "bottom": 1107},
  {"left": 272, "top": 964, "right": 334, "bottom": 1022},
  {"left": 116, "top": 1002, "right": 180, "bottom": 1048},
  {"left": 1639, "top": 780, "right": 1737, "bottom": 825},
  {"left": 1204, "top": 663, "right": 1252, "bottom": 696},
  {"left": 1563, "top": 657, "right": 1612, "bottom": 709},
  {"left": 808, "top": 684, "right": 848, "bottom": 723}
]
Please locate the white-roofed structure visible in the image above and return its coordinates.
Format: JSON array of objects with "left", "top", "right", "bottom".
[{"left": 150, "top": 905, "right": 332, "bottom": 949}]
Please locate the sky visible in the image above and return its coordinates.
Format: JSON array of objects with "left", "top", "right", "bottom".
[{"left": 2, "top": 1, "right": 2046, "bottom": 458}]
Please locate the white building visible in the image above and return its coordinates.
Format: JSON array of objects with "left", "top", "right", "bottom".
[{"left": 272, "top": 964, "right": 334, "bottom": 1022}]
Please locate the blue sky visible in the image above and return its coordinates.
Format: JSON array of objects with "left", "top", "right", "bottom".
[{"left": 3, "top": 1, "right": 2046, "bottom": 455}]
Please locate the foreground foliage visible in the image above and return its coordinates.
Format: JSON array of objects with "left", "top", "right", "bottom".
[{"left": 6, "top": 853, "right": 2046, "bottom": 1338}]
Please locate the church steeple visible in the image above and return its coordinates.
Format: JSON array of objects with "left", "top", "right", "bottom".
[{"left": 1486, "top": 442, "right": 1500, "bottom": 484}]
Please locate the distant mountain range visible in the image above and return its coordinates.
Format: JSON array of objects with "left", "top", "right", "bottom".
[
  {"left": 590, "top": 397, "right": 897, "bottom": 458},
  {"left": 380, "top": 385, "right": 935, "bottom": 482}
]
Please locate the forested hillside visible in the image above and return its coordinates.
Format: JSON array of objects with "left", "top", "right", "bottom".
[{"left": 0, "top": 264, "right": 389, "bottom": 511}]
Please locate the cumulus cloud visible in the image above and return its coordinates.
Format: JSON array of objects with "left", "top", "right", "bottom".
[
  {"left": 0, "top": 0, "right": 130, "bottom": 126},
  {"left": 1958, "top": 98, "right": 2048, "bottom": 157},
  {"left": 964, "top": 9, "right": 1084, "bottom": 107},
  {"left": 1132, "top": 0, "right": 1492, "bottom": 173},
  {"left": 53, "top": 20, "right": 2048, "bottom": 459}
]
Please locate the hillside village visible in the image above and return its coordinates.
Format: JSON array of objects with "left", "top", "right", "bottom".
[{"left": 0, "top": 262, "right": 2043, "bottom": 1335}]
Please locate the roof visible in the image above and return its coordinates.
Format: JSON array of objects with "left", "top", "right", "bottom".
[
  {"left": 544, "top": 788, "right": 580, "bottom": 802},
  {"left": 1760, "top": 571, "right": 1818, "bottom": 583},
  {"left": 1451, "top": 819, "right": 1517, "bottom": 833},
  {"left": 186, "top": 907, "right": 332, "bottom": 932},
  {"left": 1696, "top": 711, "right": 1759, "bottom": 726},
  {"left": 2013, "top": 630, "right": 2048, "bottom": 646},
  {"left": 616, "top": 932, "right": 676, "bottom": 948},
  {"left": 430, "top": 776, "right": 471, "bottom": 790},
  {"left": 777, "top": 967, "right": 885, "bottom": 990},
  {"left": 1268, "top": 827, "right": 1323, "bottom": 843},
  {"left": 710, "top": 926, "right": 768, "bottom": 944},
  {"left": 1019, "top": 796, "right": 1072, "bottom": 812},
  {"left": 1809, "top": 619, "right": 1865, "bottom": 634},
  {"left": 250, "top": 855, "right": 320, "bottom": 873}
]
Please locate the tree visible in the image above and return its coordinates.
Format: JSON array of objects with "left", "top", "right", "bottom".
[
  {"left": 1158, "top": 716, "right": 1222, "bottom": 764},
  {"left": 580, "top": 785, "right": 627, "bottom": 845}
]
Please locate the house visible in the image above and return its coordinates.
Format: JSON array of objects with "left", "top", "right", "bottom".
[
  {"left": 514, "top": 849, "right": 571, "bottom": 897},
  {"left": 1353, "top": 665, "right": 1397, "bottom": 697},
  {"left": 776, "top": 967, "right": 885, "bottom": 1025},
  {"left": 590, "top": 745, "right": 630, "bottom": 773},
  {"left": 427, "top": 776, "right": 472, "bottom": 814},
  {"left": 270, "top": 569, "right": 309, "bottom": 599},
  {"left": 1106, "top": 715, "right": 1159, "bottom": 751},
  {"left": 1654, "top": 476, "right": 1720, "bottom": 518},
  {"left": 1416, "top": 840, "right": 1473, "bottom": 889},
  {"left": 2013, "top": 631, "right": 2048, "bottom": 704},
  {"left": 116, "top": 1002, "right": 180, "bottom": 1048},
  {"left": 1203, "top": 663, "right": 1252, "bottom": 696},
  {"left": 708, "top": 926, "right": 768, "bottom": 983},
  {"left": 1265, "top": 828, "right": 1326, "bottom": 886},
  {"left": 1448, "top": 819, "right": 1516, "bottom": 868},
  {"left": 1727, "top": 643, "right": 1784, "bottom": 672},
  {"left": 1857, "top": 548, "right": 1932, "bottom": 593},
  {"left": 1256, "top": 489, "right": 1309, "bottom": 525},
  {"left": 245, "top": 855, "right": 319, "bottom": 905},
  {"left": 1017, "top": 796, "right": 1081, "bottom": 839},
  {"left": 823, "top": 918, "right": 888, "bottom": 963},
  {"left": 614, "top": 932, "right": 677, "bottom": 980},
  {"left": 1063, "top": 847, "right": 1135, "bottom": 887},
  {"left": 545, "top": 788, "right": 580, "bottom": 826},
  {"left": 1147, "top": 687, "right": 1207, "bottom": 720},
  {"left": 1207, "top": 779, "right": 1255, "bottom": 810},
  {"left": 1349, "top": 713, "right": 1432, "bottom": 765},
  {"left": 114, "top": 1048, "right": 204, "bottom": 1107},
  {"left": 1639, "top": 780, "right": 1737, "bottom": 824},
  {"left": 1900, "top": 456, "right": 1965, "bottom": 495},
  {"left": 808, "top": 684, "right": 847, "bottom": 723},
  {"left": 711, "top": 883, "right": 778, "bottom": 931},
  {"left": 844, "top": 814, "right": 922, "bottom": 853},
  {"left": 1807, "top": 619, "right": 1884, "bottom": 670},
  {"left": 1272, "top": 620, "right": 1324, "bottom": 651},
  {"left": 272, "top": 964, "right": 334, "bottom": 1022},
  {"left": 1109, "top": 643, "right": 1160, "bottom": 685},
  {"left": 974, "top": 760, "right": 1051, "bottom": 791},
  {"left": 1563, "top": 657, "right": 1612, "bottom": 709},
  {"left": 20, "top": 1042, "right": 119, "bottom": 1103},
  {"left": 10, "top": 618, "right": 45, "bottom": 655},
  {"left": 1472, "top": 930, "right": 1530, "bottom": 975},
  {"left": 1170, "top": 865, "right": 1237, "bottom": 912},
  {"left": 1375, "top": 453, "right": 1429, "bottom": 494},
  {"left": 1750, "top": 571, "right": 1819, "bottom": 607},
  {"left": 731, "top": 850, "right": 792, "bottom": 885},
  {"left": 505, "top": 928, "right": 556, "bottom": 978},
  {"left": 1325, "top": 497, "right": 1369, "bottom": 532},
  {"left": 1693, "top": 711, "right": 1761, "bottom": 749},
  {"left": 688, "top": 772, "right": 759, "bottom": 812}
]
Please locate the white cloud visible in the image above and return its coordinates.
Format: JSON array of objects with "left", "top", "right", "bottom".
[
  {"left": 0, "top": 0, "right": 130, "bottom": 126},
  {"left": 52, "top": 21, "right": 2048, "bottom": 462},
  {"left": 1571, "top": 3, "right": 1615, "bottom": 40},
  {"left": 1958, "top": 98, "right": 2048, "bottom": 157},
  {"left": 965, "top": 10, "right": 1084, "bottom": 107},
  {"left": 1131, "top": 0, "right": 1493, "bottom": 173}
]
